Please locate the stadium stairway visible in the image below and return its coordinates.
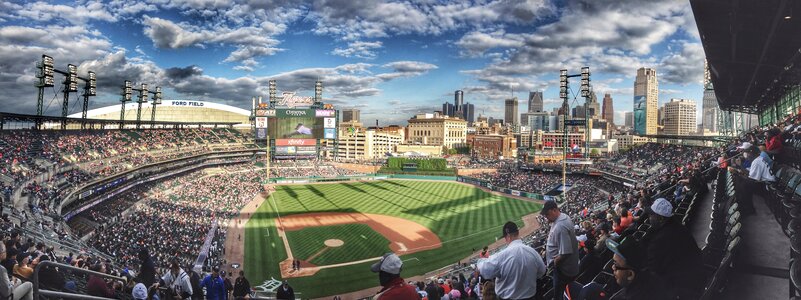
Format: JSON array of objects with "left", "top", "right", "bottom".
[{"left": 713, "top": 169, "right": 794, "bottom": 299}]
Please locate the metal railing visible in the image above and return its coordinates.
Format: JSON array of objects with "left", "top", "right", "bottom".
[{"left": 32, "top": 261, "right": 125, "bottom": 300}]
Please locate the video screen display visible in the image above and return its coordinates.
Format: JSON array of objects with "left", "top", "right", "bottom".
[{"left": 267, "top": 109, "right": 336, "bottom": 140}]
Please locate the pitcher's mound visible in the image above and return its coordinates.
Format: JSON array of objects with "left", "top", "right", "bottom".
[{"left": 324, "top": 239, "right": 344, "bottom": 247}]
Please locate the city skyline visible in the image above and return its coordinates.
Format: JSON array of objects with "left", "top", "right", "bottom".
[{"left": 0, "top": 0, "right": 705, "bottom": 125}]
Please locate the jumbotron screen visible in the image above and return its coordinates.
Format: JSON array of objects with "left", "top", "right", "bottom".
[{"left": 267, "top": 109, "right": 336, "bottom": 140}]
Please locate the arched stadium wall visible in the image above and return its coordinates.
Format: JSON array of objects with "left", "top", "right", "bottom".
[{"left": 68, "top": 100, "right": 250, "bottom": 124}]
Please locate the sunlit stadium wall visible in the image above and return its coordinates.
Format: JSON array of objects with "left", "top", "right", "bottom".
[{"left": 68, "top": 100, "right": 250, "bottom": 125}]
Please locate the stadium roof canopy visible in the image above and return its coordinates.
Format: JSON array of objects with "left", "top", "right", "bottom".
[{"left": 691, "top": 0, "right": 801, "bottom": 113}]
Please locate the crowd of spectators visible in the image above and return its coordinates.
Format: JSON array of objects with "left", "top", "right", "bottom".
[
  {"left": 470, "top": 170, "right": 622, "bottom": 196},
  {"left": 270, "top": 160, "right": 364, "bottom": 178},
  {"left": 87, "top": 163, "right": 264, "bottom": 274},
  {"left": 595, "top": 143, "right": 719, "bottom": 183}
]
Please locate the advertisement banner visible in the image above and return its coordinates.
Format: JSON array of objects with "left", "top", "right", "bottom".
[
  {"left": 276, "top": 146, "right": 296, "bottom": 154},
  {"left": 633, "top": 95, "right": 647, "bottom": 134},
  {"left": 255, "top": 117, "right": 268, "bottom": 129},
  {"left": 316, "top": 110, "right": 335, "bottom": 117},
  {"left": 324, "top": 128, "right": 336, "bottom": 139},
  {"left": 511, "top": 190, "right": 521, "bottom": 196},
  {"left": 256, "top": 128, "right": 267, "bottom": 140},
  {"left": 276, "top": 139, "right": 316, "bottom": 146},
  {"left": 324, "top": 117, "right": 336, "bottom": 128},
  {"left": 276, "top": 92, "right": 314, "bottom": 108}
]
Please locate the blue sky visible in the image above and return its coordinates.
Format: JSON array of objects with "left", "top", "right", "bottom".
[{"left": 0, "top": 0, "right": 706, "bottom": 125}]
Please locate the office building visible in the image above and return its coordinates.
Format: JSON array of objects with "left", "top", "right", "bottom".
[
  {"left": 602, "top": 93, "right": 614, "bottom": 125},
  {"left": 663, "top": 98, "right": 697, "bottom": 136},
  {"left": 633, "top": 67, "right": 658, "bottom": 135},
  {"left": 528, "top": 91, "right": 543, "bottom": 112},
  {"left": 504, "top": 97, "right": 519, "bottom": 126}
]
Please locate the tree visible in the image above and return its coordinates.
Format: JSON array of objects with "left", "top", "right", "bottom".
[
  {"left": 448, "top": 148, "right": 458, "bottom": 155},
  {"left": 590, "top": 149, "right": 600, "bottom": 157}
]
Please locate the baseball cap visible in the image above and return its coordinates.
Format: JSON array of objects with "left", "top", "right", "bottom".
[
  {"left": 540, "top": 200, "right": 558, "bottom": 215},
  {"left": 500, "top": 221, "right": 519, "bottom": 238},
  {"left": 647, "top": 198, "right": 673, "bottom": 217},
  {"left": 371, "top": 253, "right": 403, "bottom": 275},
  {"left": 132, "top": 283, "right": 148, "bottom": 300},
  {"left": 606, "top": 238, "right": 645, "bottom": 271},
  {"left": 736, "top": 142, "right": 752, "bottom": 150}
]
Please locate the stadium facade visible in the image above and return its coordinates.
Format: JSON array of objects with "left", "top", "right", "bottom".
[{"left": 69, "top": 100, "right": 250, "bottom": 125}]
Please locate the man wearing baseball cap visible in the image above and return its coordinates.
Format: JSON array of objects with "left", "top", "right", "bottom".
[
  {"left": 643, "top": 198, "right": 703, "bottom": 298},
  {"left": 476, "top": 221, "right": 546, "bottom": 300},
  {"left": 605, "top": 239, "right": 671, "bottom": 300},
  {"left": 371, "top": 253, "right": 417, "bottom": 299}
]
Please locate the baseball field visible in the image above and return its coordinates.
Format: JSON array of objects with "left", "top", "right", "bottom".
[{"left": 243, "top": 179, "right": 542, "bottom": 298}]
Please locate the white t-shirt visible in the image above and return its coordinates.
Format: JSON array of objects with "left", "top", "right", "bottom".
[{"left": 749, "top": 156, "right": 776, "bottom": 182}]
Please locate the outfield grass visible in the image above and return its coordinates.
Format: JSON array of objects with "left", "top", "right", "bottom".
[
  {"left": 244, "top": 180, "right": 541, "bottom": 298},
  {"left": 285, "top": 223, "right": 391, "bottom": 266}
]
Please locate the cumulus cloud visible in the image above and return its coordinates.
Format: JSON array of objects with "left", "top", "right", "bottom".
[
  {"left": 142, "top": 16, "right": 285, "bottom": 69},
  {"left": 456, "top": 0, "right": 698, "bottom": 100},
  {"left": 310, "top": 0, "right": 554, "bottom": 40},
  {"left": 331, "top": 41, "right": 383, "bottom": 59},
  {"left": 15, "top": 1, "right": 117, "bottom": 24},
  {"left": 658, "top": 42, "right": 705, "bottom": 85}
]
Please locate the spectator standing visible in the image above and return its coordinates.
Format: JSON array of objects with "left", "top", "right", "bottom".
[
  {"left": 477, "top": 221, "right": 546, "bottom": 299},
  {"left": 370, "top": 253, "right": 417, "bottom": 299},
  {"left": 200, "top": 266, "right": 227, "bottom": 300},
  {"left": 158, "top": 260, "right": 194, "bottom": 300},
  {"left": 541, "top": 200, "right": 579, "bottom": 300},
  {"left": 276, "top": 281, "right": 295, "bottom": 300},
  {"left": 186, "top": 265, "right": 203, "bottom": 300},
  {"left": 233, "top": 270, "right": 251, "bottom": 300},
  {"left": 223, "top": 272, "right": 233, "bottom": 299}
]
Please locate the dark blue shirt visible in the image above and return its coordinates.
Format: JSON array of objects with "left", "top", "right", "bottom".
[{"left": 200, "top": 275, "right": 227, "bottom": 300}]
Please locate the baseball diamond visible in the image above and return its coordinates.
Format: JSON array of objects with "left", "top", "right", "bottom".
[{"left": 241, "top": 179, "right": 542, "bottom": 298}]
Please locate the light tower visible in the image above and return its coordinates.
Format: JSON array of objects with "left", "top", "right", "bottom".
[
  {"left": 150, "top": 86, "right": 162, "bottom": 128},
  {"left": 120, "top": 80, "right": 132, "bottom": 129},
  {"left": 136, "top": 83, "right": 148, "bottom": 129}
]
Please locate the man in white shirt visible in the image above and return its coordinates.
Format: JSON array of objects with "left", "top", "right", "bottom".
[
  {"left": 157, "top": 259, "right": 193, "bottom": 299},
  {"left": 749, "top": 146, "right": 776, "bottom": 182},
  {"left": 477, "top": 221, "right": 546, "bottom": 300}
]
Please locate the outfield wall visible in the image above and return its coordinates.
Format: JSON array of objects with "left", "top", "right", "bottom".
[{"left": 270, "top": 174, "right": 455, "bottom": 184}]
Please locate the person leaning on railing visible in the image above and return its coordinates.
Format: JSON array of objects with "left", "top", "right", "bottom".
[{"left": 0, "top": 242, "right": 33, "bottom": 300}]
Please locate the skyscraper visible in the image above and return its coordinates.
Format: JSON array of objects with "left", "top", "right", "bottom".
[
  {"left": 528, "top": 91, "right": 543, "bottom": 112},
  {"left": 702, "top": 60, "right": 718, "bottom": 132},
  {"left": 442, "top": 102, "right": 455, "bottom": 117},
  {"left": 455, "top": 90, "right": 464, "bottom": 108},
  {"left": 462, "top": 103, "right": 475, "bottom": 125},
  {"left": 664, "top": 98, "right": 697, "bottom": 136},
  {"left": 504, "top": 97, "right": 519, "bottom": 126},
  {"left": 586, "top": 92, "right": 600, "bottom": 119},
  {"left": 602, "top": 93, "right": 614, "bottom": 125},
  {"left": 342, "top": 109, "right": 360, "bottom": 122},
  {"left": 633, "top": 68, "right": 658, "bottom": 135},
  {"left": 625, "top": 112, "right": 634, "bottom": 128}
]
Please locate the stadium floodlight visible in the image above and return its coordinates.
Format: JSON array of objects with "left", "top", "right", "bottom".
[
  {"left": 67, "top": 64, "right": 78, "bottom": 92},
  {"left": 140, "top": 83, "right": 148, "bottom": 103},
  {"left": 154, "top": 86, "right": 162, "bottom": 103},
  {"left": 41, "top": 55, "right": 55, "bottom": 87},
  {"left": 86, "top": 71, "right": 97, "bottom": 96},
  {"left": 42, "top": 54, "right": 54, "bottom": 67},
  {"left": 123, "top": 80, "right": 132, "bottom": 101}
]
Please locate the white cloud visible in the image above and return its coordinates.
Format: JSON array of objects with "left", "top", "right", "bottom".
[
  {"left": 15, "top": 1, "right": 117, "bottom": 24},
  {"left": 331, "top": 40, "right": 383, "bottom": 59}
]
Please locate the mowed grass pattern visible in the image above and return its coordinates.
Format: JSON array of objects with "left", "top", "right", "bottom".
[
  {"left": 244, "top": 180, "right": 541, "bottom": 298},
  {"left": 285, "top": 224, "right": 391, "bottom": 266}
]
